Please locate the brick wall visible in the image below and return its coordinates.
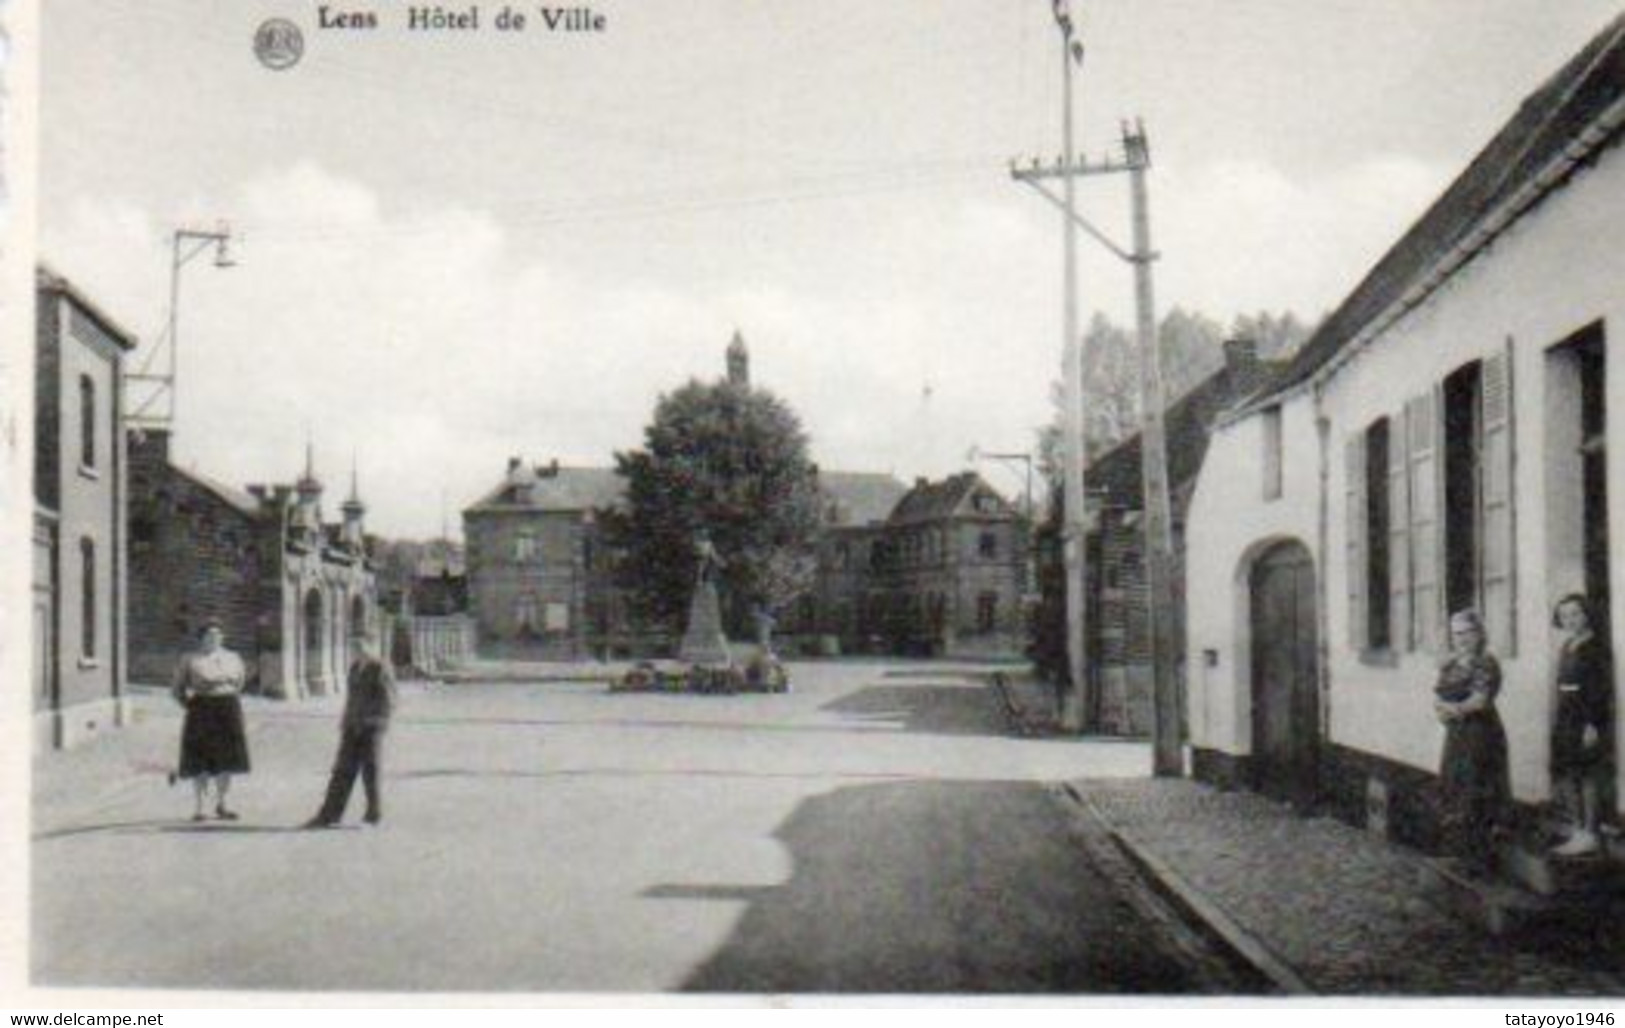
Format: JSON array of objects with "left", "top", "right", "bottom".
[
  {"left": 1091, "top": 511, "right": 1189, "bottom": 736},
  {"left": 128, "top": 431, "right": 267, "bottom": 685}
]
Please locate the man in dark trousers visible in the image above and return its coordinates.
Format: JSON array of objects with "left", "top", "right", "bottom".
[{"left": 304, "top": 632, "right": 397, "bottom": 828}]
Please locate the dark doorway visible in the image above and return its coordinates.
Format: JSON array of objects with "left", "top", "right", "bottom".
[
  {"left": 1579, "top": 333, "right": 1610, "bottom": 627},
  {"left": 1578, "top": 330, "right": 1613, "bottom": 819},
  {"left": 304, "top": 589, "right": 325, "bottom": 693},
  {"left": 1250, "top": 541, "right": 1320, "bottom": 808}
]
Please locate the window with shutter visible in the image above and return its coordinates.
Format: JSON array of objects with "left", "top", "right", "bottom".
[
  {"left": 1407, "top": 391, "right": 1441, "bottom": 652},
  {"left": 1345, "top": 434, "right": 1367, "bottom": 650},
  {"left": 1388, "top": 410, "right": 1412, "bottom": 651},
  {"left": 1481, "top": 341, "right": 1517, "bottom": 656}
]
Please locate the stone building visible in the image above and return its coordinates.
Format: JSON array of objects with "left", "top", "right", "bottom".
[
  {"left": 1183, "top": 16, "right": 1625, "bottom": 854},
  {"left": 128, "top": 434, "right": 377, "bottom": 699},
  {"left": 1082, "top": 339, "right": 1281, "bottom": 734},
  {"left": 464, "top": 458, "right": 914, "bottom": 660},
  {"left": 795, "top": 472, "right": 911, "bottom": 654},
  {"left": 33, "top": 267, "right": 135, "bottom": 749},
  {"left": 875, "top": 472, "right": 1029, "bottom": 659},
  {"left": 463, "top": 460, "right": 625, "bottom": 660}
]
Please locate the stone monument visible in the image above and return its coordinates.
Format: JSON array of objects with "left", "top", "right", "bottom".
[{"left": 678, "top": 532, "right": 732, "bottom": 666}]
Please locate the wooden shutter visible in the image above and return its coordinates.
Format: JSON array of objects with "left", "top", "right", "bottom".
[
  {"left": 1388, "top": 414, "right": 1412, "bottom": 651},
  {"left": 1407, "top": 390, "right": 1441, "bottom": 653},
  {"left": 1345, "top": 433, "right": 1367, "bottom": 651},
  {"left": 1481, "top": 340, "right": 1518, "bottom": 656}
]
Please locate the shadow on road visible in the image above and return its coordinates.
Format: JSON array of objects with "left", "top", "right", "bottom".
[
  {"left": 659, "top": 779, "right": 1214, "bottom": 994},
  {"left": 395, "top": 767, "right": 919, "bottom": 783},
  {"left": 35, "top": 819, "right": 313, "bottom": 841},
  {"left": 820, "top": 683, "right": 1005, "bottom": 738}
]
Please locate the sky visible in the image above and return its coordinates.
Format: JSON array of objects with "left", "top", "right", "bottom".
[{"left": 37, "top": 0, "right": 1625, "bottom": 539}]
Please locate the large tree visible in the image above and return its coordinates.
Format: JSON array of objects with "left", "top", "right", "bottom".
[{"left": 602, "top": 377, "right": 823, "bottom": 639}]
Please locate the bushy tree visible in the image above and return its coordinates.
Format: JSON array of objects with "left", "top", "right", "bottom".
[
  {"left": 1229, "top": 309, "right": 1313, "bottom": 359},
  {"left": 1035, "top": 306, "right": 1308, "bottom": 495},
  {"left": 601, "top": 378, "right": 823, "bottom": 638}
]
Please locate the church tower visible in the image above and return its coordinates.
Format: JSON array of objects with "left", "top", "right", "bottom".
[{"left": 726, "top": 330, "right": 750, "bottom": 387}]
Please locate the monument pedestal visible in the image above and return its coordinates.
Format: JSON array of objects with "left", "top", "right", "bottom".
[
  {"left": 678, "top": 580, "right": 732, "bottom": 666},
  {"left": 612, "top": 573, "right": 791, "bottom": 695}
]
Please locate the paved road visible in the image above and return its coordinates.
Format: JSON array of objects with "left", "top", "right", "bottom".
[{"left": 32, "top": 662, "right": 1250, "bottom": 994}]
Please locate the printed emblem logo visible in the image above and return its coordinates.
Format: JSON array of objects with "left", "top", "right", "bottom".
[{"left": 254, "top": 18, "right": 304, "bottom": 71}]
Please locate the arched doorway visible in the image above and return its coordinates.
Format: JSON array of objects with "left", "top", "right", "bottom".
[
  {"left": 351, "top": 594, "right": 368, "bottom": 642},
  {"left": 303, "top": 588, "right": 326, "bottom": 694},
  {"left": 1249, "top": 540, "right": 1320, "bottom": 808}
]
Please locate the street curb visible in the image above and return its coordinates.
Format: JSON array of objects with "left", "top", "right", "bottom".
[
  {"left": 991, "top": 671, "right": 1054, "bottom": 738},
  {"left": 438, "top": 670, "right": 624, "bottom": 685},
  {"left": 1062, "top": 783, "right": 1314, "bottom": 996},
  {"left": 990, "top": 671, "right": 1026, "bottom": 736}
]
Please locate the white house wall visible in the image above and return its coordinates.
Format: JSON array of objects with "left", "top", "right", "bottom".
[
  {"left": 1184, "top": 394, "right": 1321, "bottom": 760},
  {"left": 1189, "top": 136, "right": 1625, "bottom": 806}
]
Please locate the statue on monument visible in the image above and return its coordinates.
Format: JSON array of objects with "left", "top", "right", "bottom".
[{"left": 693, "top": 532, "right": 724, "bottom": 586}]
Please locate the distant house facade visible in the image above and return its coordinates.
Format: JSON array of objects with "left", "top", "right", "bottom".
[
  {"left": 34, "top": 267, "right": 135, "bottom": 750},
  {"left": 792, "top": 472, "right": 910, "bottom": 654},
  {"left": 463, "top": 460, "right": 626, "bottom": 661},
  {"left": 1183, "top": 18, "right": 1625, "bottom": 847},
  {"left": 875, "top": 472, "right": 1030, "bottom": 659},
  {"left": 1083, "top": 340, "right": 1278, "bottom": 735},
  {"left": 128, "top": 432, "right": 378, "bottom": 699}
]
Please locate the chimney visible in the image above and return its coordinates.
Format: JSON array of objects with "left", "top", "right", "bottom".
[
  {"left": 914, "top": 476, "right": 929, "bottom": 489},
  {"left": 128, "top": 425, "right": 171, "bottom": 465},
  {"left": 1223, "top": 336, "right": 1266, "bottom": 395},
  {"left": 1223, "top": 336, "right": 1257, "bottom": 371},
  {"left": 507, "top": 457, "right": 522, "bottom": 473}
]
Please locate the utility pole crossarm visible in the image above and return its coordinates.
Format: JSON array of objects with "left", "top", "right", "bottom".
[
  {"left": 1010, "top": 158, "right": 1134, "bottom": 181},
  {"left": 1013, "top": 176, "right": 1135, "bottom": 263}
]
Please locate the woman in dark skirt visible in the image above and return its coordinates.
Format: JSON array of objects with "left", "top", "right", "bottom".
[
  {"left": 1434, "top": 609, "right": 1511, "bottom": 876},
  {"left": 1549, "top": 594, "right": 1614, "bottom": 857},
  {"left": 173, "top": 622, "right": 251, "bottom": 821}
]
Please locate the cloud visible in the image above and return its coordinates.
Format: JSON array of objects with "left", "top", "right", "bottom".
[
  {"left": 41, "top": 153, "right": 1454, "bottom": 537},
  {"left": 1154, "top": 153, "right": 1451, "bottom": 319}
]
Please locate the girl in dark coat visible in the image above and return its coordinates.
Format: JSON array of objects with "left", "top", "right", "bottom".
[
  {"left": 1434, "top": 609, "right": 1511, "bottom": 876},
  {"left": 1549, "top": 594, "right": 1614, "bottom": 857}
]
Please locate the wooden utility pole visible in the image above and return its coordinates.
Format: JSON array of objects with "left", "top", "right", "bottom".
[
  {"left": 1013, "top": 118, "right": 1180, "bottom": 765},
  {"left": 1124, "top": 122, "right": 1181, "bottom": 777}
]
